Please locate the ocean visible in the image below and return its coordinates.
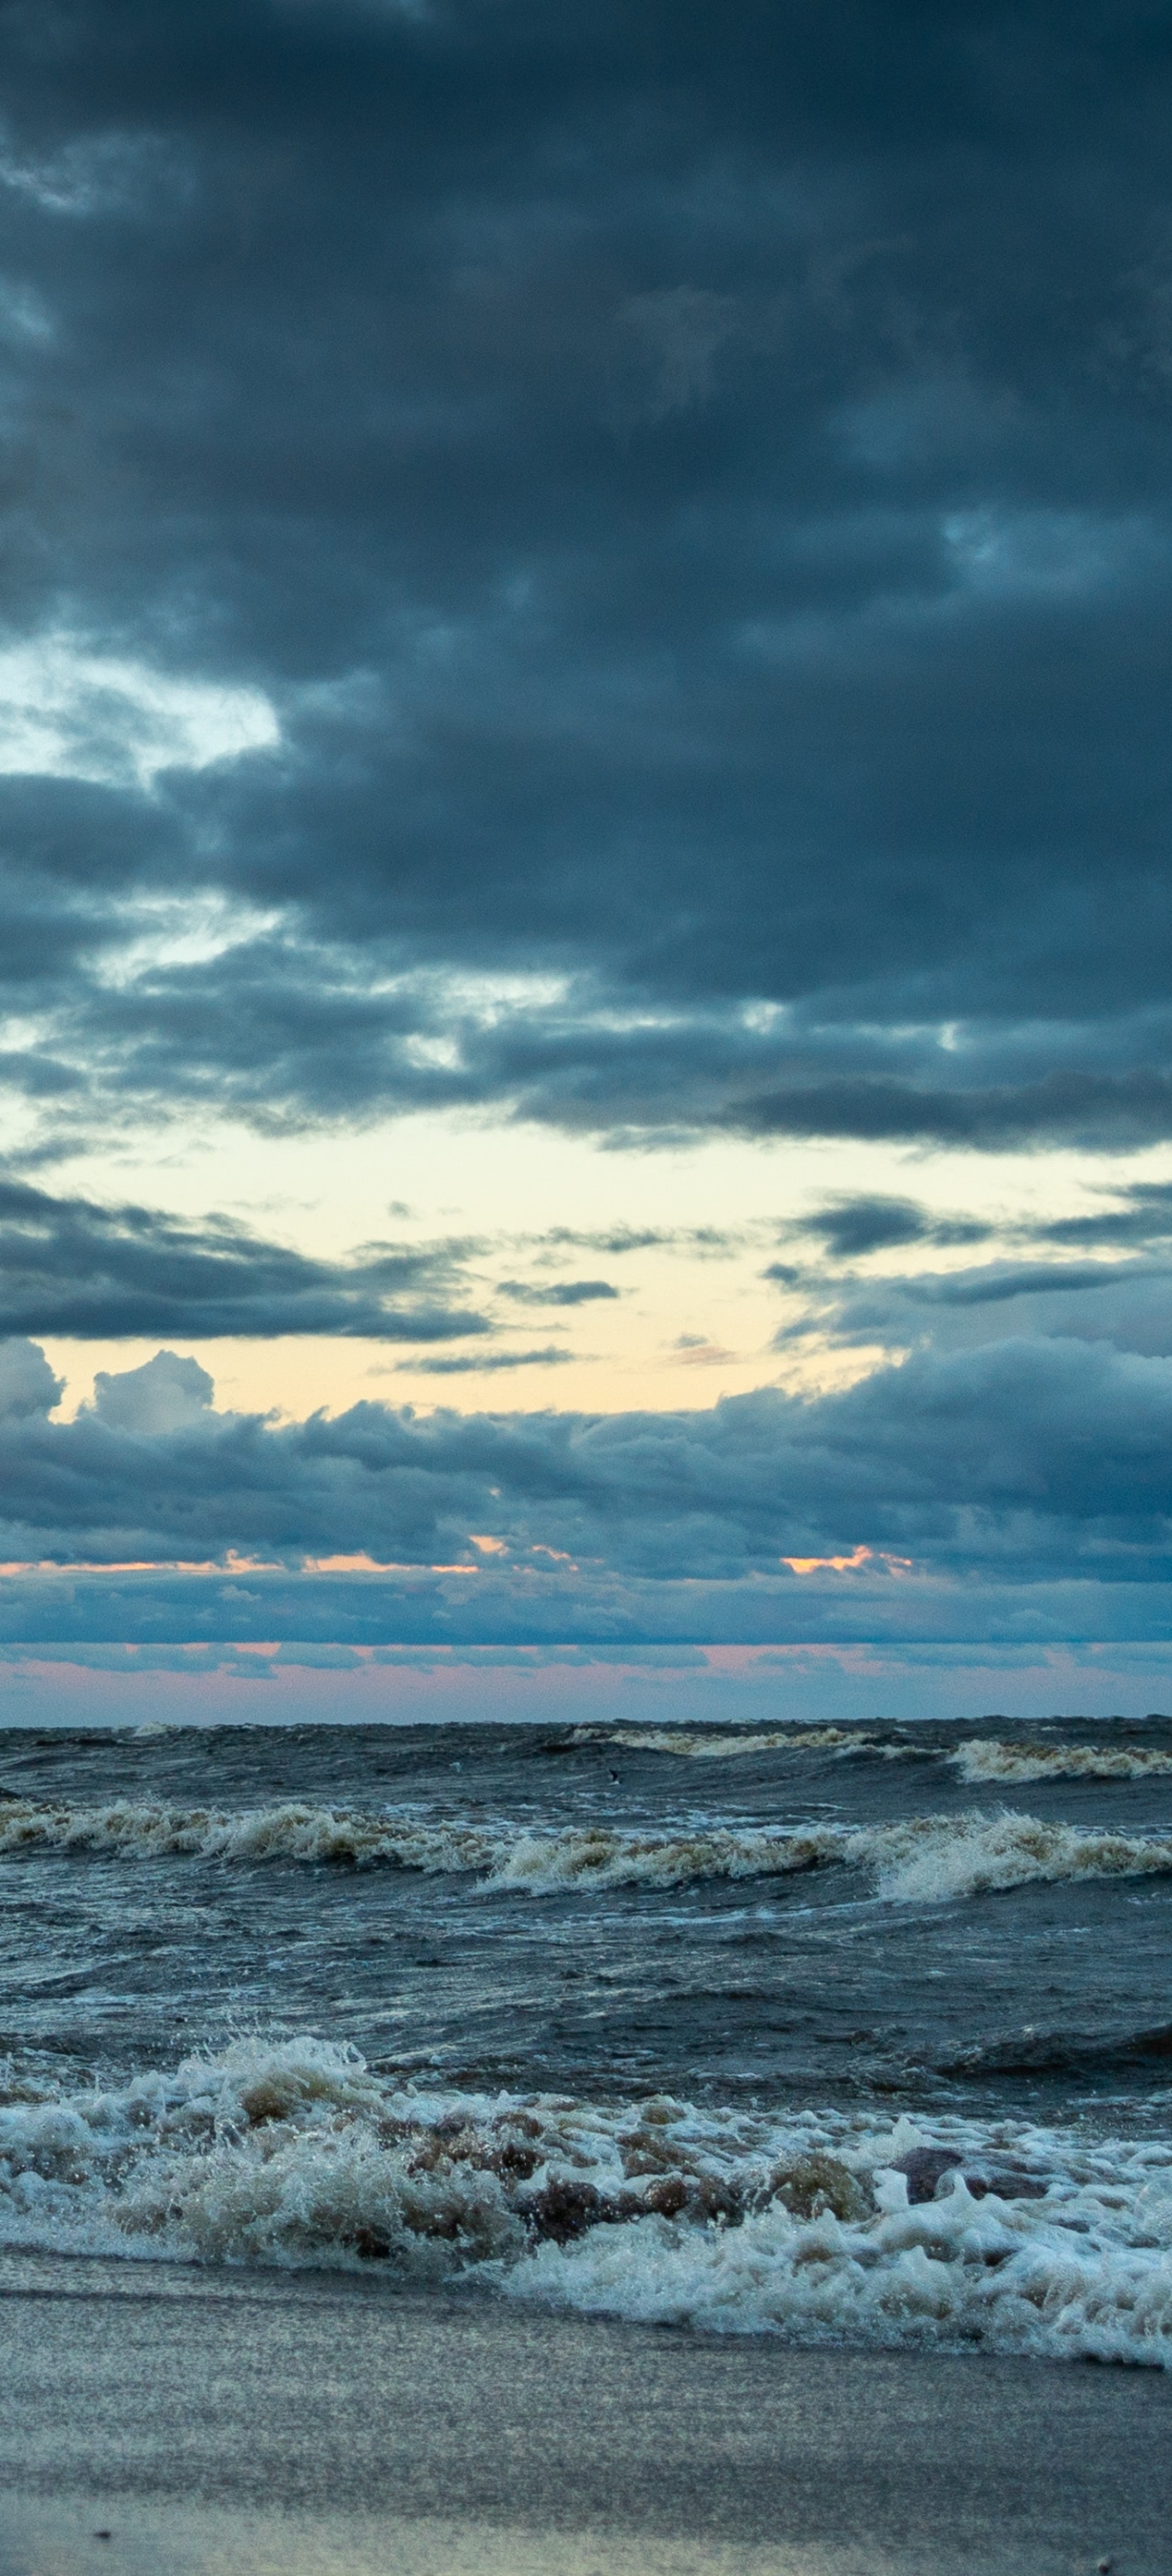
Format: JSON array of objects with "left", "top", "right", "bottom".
[{"left": 3, "top": 1712, "right": 1172, "bottom": 2367}]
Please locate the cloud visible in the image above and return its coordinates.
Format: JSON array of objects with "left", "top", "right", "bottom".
[
  {"left": 1, "top": 1329, "right": 1170, "bottom": 1603},
  {"left": 776, "top": 1195, "right": 992, "bottom": 1260},
  {"left": 497, "top": 1278, "right": 618, "bottom": 1305},
  {"left": 3, "top": 1562, "right": 1172, "bottom": 1653},
  {"left": 18, "top": 953, "right": 1172, "bottom": 1153},
  {"left": 0, "top": 4, "right": 1168, "bottom": 1151},
  {"left": 774, "top": 1184, "right": 1172, "bottom": 1275},
  {"left": 0, "top": 1336, "right": 62, "bottom": 1420},
  {"left": 0, "top": 1174, "right": 491, "bottom": 1340},
  {"left": 525, "top": 1227, "right": 741, "bottom": 1257},
  {"left": 404, "top": 1346, "right": 574, "bottom": 1374},
  {"left": 3, "top": 4, "right": 1172, "bottom": 1687},
  {"left": 91, "top": 1348, "right": 214, "bottom": 1434},
  {"left": 899, "top": 1260, "right": 1144, "bottom": 1309},
  {"left": 1038, "top": 1182, "right": 1172, "bottom": 1248},
  {"left": 760, "top": 1186, "right": 1172, "bottom": 1366},
  {"left": 771, "top": 1243, "right": 1172, "bottom": 1363}
]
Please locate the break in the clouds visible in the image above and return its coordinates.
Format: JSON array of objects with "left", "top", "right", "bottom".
[{"left": 1, "top": 3, "right": 1172, "bottom": 1151}]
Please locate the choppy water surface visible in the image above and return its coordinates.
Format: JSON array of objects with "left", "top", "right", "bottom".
[{"left": 3, "top": 1714, "right": 1172, "bottom": 2360}]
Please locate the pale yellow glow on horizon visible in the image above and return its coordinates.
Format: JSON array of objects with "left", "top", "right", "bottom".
[{"left": 26, "top": 1105, "right": 1172, "bottom": 1426}]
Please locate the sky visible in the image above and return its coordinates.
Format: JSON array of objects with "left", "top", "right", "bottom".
[{"left": 3, "top": 0, "right": 1172, "bottom": 1724}]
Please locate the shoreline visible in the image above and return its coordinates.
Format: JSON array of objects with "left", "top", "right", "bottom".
[{"left": 1, "top": 2254, "right": 1169, "bottom": 2574}]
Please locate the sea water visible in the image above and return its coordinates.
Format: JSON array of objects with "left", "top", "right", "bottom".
[{"left": 2, "top": 1713, "right": 1172, "bottom": 2362}]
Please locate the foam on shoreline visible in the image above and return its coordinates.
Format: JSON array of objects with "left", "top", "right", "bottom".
[{"left": 1, "top": 2035, "right": 1171, "bottom": 2366}]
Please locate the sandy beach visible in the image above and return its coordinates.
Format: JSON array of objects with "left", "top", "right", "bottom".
[{"left": 0, "top": 2252, "right": 1169, "bottom": 2576}]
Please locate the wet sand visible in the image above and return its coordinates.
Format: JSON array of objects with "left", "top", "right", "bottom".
[{"left": 0, "top": 2254, "right": 1169, "bottom": 2574}]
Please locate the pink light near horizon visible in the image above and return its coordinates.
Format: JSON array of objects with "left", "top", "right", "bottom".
[{"left": 1, "top": 1641, "right": 1170, "bottom": 1731}]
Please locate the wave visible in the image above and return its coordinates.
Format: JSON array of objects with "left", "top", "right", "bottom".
[
  {"left": 492, "top": 1812, "right": 1172, "bottom": 1902},
  {"left": 0, "top": 1797, "right": 504, "bottom": 1874},
  {"left": 850, "top": 1810, "right": 1172, "bottom": 1903},
  {"left": 0, "top": 1796, "right": 830, "bottom": 1886},
  {"left": 587, "top": 1725, "right": 1172, "bottom": 1785},
  {"left": 937, "top": 2022, "right": 1172, "bottom": 2078},
  {"left": 2, "top": 2036, "right": 1172, "bottom": 2365},
  {"left": 579, "top": 1727, "right": 880, "bottom": 1759},
  {"left": 953, "top": 1740, "right": 1172, "bottom": 1784},
  {"left": 3, "top": 1796, "right": 1171, "bottom": 1901}
]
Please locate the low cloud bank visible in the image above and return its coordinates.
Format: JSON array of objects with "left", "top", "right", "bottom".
[{"left": 1, "top": 1333, "right": 1170, "bottom": 1640}]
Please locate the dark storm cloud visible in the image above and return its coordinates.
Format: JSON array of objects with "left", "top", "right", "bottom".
[
  {"left": 30, "top": 935, "right": 1172, "bottom": 1150},
  {"left": 0, "top": 1174, "right": 491, "bottom": 1340},
  {"left": 3, "top": 3, "right": 1172, "bottom": 1145},
  {"left": 2, "top": 1327, "right": 1171, "bottom": 1598}
]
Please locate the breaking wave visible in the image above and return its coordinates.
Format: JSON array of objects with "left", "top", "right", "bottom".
[
  {"left": 3, "top": 2036, "right": 1172, "bottom": 2366},
  {"left": 2, "top": 1797, "right": 1171, "bottom": 1901},
  {"left": 588, "top": 1725, "right": 1172, "bottom": 1786},
  {"left": 850, "top": 1811, "right": 1172, "bottom": 1903},
  {"left": 0, "top": 1797, "right": 504, "bottom": 1875},
  {"left": 953, "top": 1740, "right": 1172, "bottom": 1785}
]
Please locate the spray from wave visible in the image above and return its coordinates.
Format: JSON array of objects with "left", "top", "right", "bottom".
[{"left": 2, "top": 2036, "right": 1171, "bottom": 2365}]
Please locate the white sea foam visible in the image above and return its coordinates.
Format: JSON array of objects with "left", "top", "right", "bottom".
[
  {"left": 2, "top": 2037, "right": 1171, "bottom": 2365},
  {"left": 504, "top": 2159, "right": 1172, "bottom": 2363},
  {"left": 3, "top": 1797, "right": 1171, "bottom": 1900}
]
